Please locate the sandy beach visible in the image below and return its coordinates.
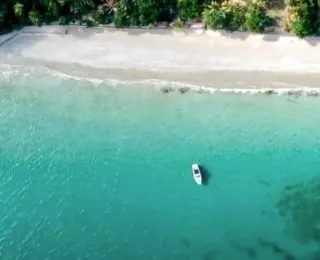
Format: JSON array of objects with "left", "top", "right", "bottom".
[{"left": 1, "top": 25, "right": 320, "bottom": 89}]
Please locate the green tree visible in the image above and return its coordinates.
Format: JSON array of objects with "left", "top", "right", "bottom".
[
  {"left": 0, "top": 3, "right": 8, "bottom": 25},
  {"left": 134, "top": 0, "right": 160, "bottom": 25},
  {"left": 203, "top": 1, "right": 224, "bottom": 29},
  {"left": 285, "top": 0, "right": 318, "bottom": 37},
  {"left": 178, "top": 0, "right": 211, "bottom": 21},
  {"left": 14, "top": 3, "right": 24, "bottom": 18},
  {"left": 245, "top": 1, "right": 271, "bottom": 33},
  {"left": 114, "top": 0, "right": 136, "bottom": 27},
  {"left": 221, "top": 1, "right": 247, "bottom": 31}
]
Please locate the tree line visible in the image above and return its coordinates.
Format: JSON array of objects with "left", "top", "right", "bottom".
[{"left": 0, "top": 0, "right": 319, "bottom": 38}]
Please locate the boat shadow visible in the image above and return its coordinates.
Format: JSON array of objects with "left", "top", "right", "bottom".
[{"left": 199, "top": 165, "right": 212, "bottom": 186}]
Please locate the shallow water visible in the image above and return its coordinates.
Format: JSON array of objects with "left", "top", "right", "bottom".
[{"left": 1, "top": 69, "right": 320, "bottom": 260}]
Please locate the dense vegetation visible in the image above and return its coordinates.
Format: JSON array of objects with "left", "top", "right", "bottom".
[{"left": 0, "top": 0, "right": 319, "bottom": 37}]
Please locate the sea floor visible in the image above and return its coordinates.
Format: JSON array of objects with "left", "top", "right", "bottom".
[{"left": 0, "top": 69, "right": 320, "bottom": 260}]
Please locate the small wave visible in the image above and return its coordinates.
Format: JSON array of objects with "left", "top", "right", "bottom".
[
  {"left": 0, "top": 63, "right": 319, "bottom": 97},
  {"left": 48, "top": 70, "right": 103, "bottom": 86}
]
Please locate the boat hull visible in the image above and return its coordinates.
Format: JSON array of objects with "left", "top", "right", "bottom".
[{"left": 192, "top": 163, "right": 202, "bottom": 185}]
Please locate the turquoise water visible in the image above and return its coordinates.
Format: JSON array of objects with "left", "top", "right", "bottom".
[{"left": 1, "top": 70, "right": 320, "bottom": 260}]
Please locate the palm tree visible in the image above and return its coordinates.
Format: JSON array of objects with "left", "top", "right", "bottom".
[{"left": 104, "top": 0, "right": 119, "bottom": 14}]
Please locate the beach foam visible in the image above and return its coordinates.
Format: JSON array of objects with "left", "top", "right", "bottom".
[{"left": 0, "top": 63, "right": 319, "bottom": 97}]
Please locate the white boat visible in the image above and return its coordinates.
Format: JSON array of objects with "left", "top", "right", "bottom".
[{"left": 192, "top": 163, "right": 202, "bottom": 185}]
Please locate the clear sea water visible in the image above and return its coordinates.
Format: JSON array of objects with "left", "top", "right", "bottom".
[{"left": 1, "top": 69, "right": 320, "bottom": 260}]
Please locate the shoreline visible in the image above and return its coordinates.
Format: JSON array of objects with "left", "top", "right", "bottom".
[
  {"left": 1, "top": 25, "right": 320, "bottom": 90},
  {"left": 1, "top": 61, "right": 320, "bottom": 97}
]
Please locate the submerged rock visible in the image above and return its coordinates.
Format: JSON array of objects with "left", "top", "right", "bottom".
[
  {"left": 287, "top": 90, "right": 303, "bottom": 97},
  {"left": 306, "top": 90, "right": 320, "bottom": 97},
  {"left": 276, "top": 178, "right": 320, "bottom": 243},
  {"left": 195, "top": 88, "right": 207, "bottom": 94},
  {"left": 230, "top": 240, "right": 258, "bottom": 259},
  {"left": 310, "top": 248, "right": 320, "bottom": 260},
  {"left": 264, "top": 89, "right": 275, "bottom": 95},
  {"left": 178, "top": 87, "right": 190, "bottom": 94},
  {"left": 256, "top": 238, "right": 296, "bottom": 259},
  {"left": 160, "top": 86, "right": 175, "bottom": 93}
]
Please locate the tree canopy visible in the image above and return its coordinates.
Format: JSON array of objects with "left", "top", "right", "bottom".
[{"left": 0, "top": 0, "right": 319, "bottom": 38}]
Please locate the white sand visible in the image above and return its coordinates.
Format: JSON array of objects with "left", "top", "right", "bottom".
[{"left": 1, "top": 25, "right": 320, "bottom": 89}]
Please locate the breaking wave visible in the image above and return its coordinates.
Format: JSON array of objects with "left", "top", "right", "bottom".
[{"left": 0, "top": 63, "right": 319, "bottom": 97}]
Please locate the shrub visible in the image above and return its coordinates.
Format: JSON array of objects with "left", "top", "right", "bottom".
[
  {"left": 0, "top": 3, "right": 8, "bottom": 27},
  {"left": 83, "top": 18, "right": 98, "bottom": 27},
  {"left": 1, "top": 2, "right": 25, "bottom": 32},
  {"left": 245, "top": 3, "right": 270, "bottom": 33},
  {"left": 203, "top": 2, "right": 224, "bottom": 29},
  {"left": 71, "top": 0, "right": 95, "bottom": 14},
  {"left": 173, "top": 18, "right": 184, "bottom": 29},
  {"left": 135, "top": 0, "right": 161, "bottom": 26},
  {"left": 114, "top": 0, "right": 133, "bottom": 27},
  {"left": 178, "top": 0, "right": 211, "bottom": 22},
  {"left": 284, "top": 0, "right": 317, "bottom": 37},
  {"left": 221, "top": 1, "right": 247, "bottom": 31},
  {"left": 114, "top": 12, "right": 129, "bottom": 27},
  {"left": 158, "top": 0, "right": 177, "bottom": 22},
  {"left": 178, "top": 0, "right": 201, "bottom": 21},
  {"left": 42, "top": 0, "right": 60, "bottom": 23},
  {"left": 115, "top": 0, "right": 176, "bottom": 27},
  {"left": 93, "top": 4, "right": 109, "bottom": 24},
  {"left": 58, "top": 16, "right": 70, "bottom": 25},
  {"left": 203, "top": 1, "right": 247, "bottom": 31},
  {"left": 29, "top": 10, "right": 41, "bottom": 26},
  {"left": 14, "top": 3, "right": 23, "bottom": 18},
  {"left": 289, "top": 3, "right": 313, "bottom": 37},
  {"left": 285, "top": 0, "right": 313, "bottom": 7}
]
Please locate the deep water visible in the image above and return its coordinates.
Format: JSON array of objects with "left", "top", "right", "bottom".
[{"left": 1, "top": 70, "right": 320, "bottom": 260}]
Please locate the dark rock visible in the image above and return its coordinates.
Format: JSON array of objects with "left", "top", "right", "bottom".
[
  {"left": 178, "top": 87, "right": 190, "bottom": 94},
  {"left": 287, "top": 90, "right": 303, "bottom": 97},
  {"left": 161, "top": 87, "right": 175, "bottom": 93},
  {"left": 264, "top": 89, "right": 275, "bottom": 95},
  {"left": 306, "top": 90, "right": 319, "bottom": 97}
]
